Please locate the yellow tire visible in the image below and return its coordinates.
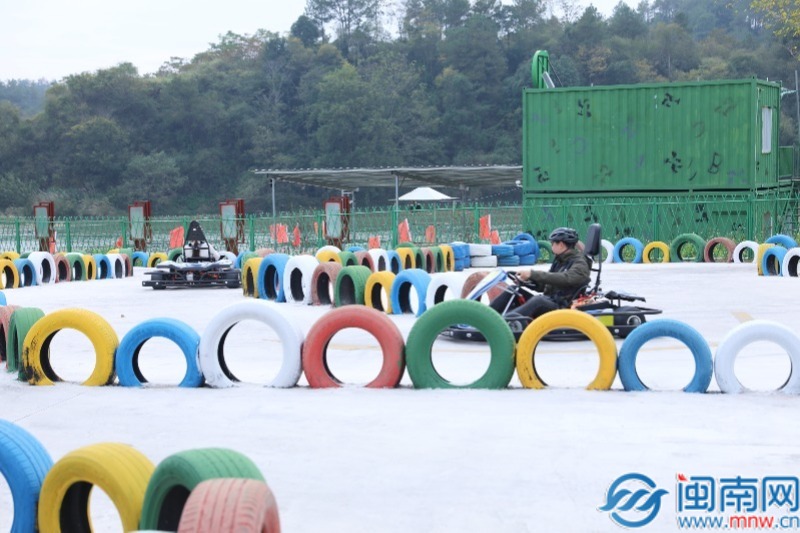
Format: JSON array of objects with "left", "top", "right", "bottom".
[
  {"left": 147, "top": 252, "right": 168, "bottom": 268},
  {"left": 315, "top": 250, "right": 341, "bottom": 264},
  {"left": 642, "top": 241, "right": 670, "bottom": 263},
  {"left": 0, "top": 258, "right": 20, "bottom": 289},
  {"left": 23, "top": 308, "right": 119, "bottom": 386},
  {"left": 38, "top": 442, "right": 155, "bottom": 532},
  {"left": 439, "top": 244, "right": 455, "bottom": 272},
  {"left": 242, "top": 257, "right": 262, "bottom": 298},
  {"left": 395, "top": 248, "right": 415, "bottom": 270},
  {"left": 516, "top": 309, "right": 617, "bottom": 390},
  {"left": 757, "top": 243, "right": 775, "bottom": 276},
  {"left": 0, "top": 251, "right": 20, "bottom": 261},
  {"left": 81, "top": 254, "right": 97, "bottom": 280},
  {"left": 364, "top": 271, "right": 396, "bottom": 314}
]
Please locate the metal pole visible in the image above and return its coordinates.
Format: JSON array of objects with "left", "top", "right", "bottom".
[{"left": 271, "top": 178, "right": 276, "bottom": 219}]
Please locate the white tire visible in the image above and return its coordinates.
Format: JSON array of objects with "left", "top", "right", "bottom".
[
  {"left": 714, "top": 320, "right": 800, "bottom": 394},
  {"left": 105, "top": 253, "right": 127, "bottom": 279},
  {"left": 219, "top": 251, "right": 237, "bottom": 263},
  {"left": 600, "top": 239, "right": 614, "bottom": 264},
  {"left": 199, "top": 301, "right": 304, "bottom": 388},
  {"left": 732, "top": 240, "right": 759, "bottom": 263},
  {"left": 282, "top": 255, "right": 319, "bottom": 305},
  {"left": 468, "top": 243, "right": 492, "bottom": 257},
  {"left": 367, "top": 248, "right": 390, "bottom": 272},
  {"left": 424, "top": 272, "right": 467, "bottom": 310},
  {"left": 782, "top": 247, "right": 800, "bottom": 277},
  {"left": 470, "top": 255, "right": 497, "bottom": 268},
  {"left": 27, "top": 252, "right": 57, "bottom": 285}
]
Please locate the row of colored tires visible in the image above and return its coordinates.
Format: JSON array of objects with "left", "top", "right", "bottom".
[
  {"left": 6, "top": 298, "right": 796, "bottom": 394},
  {"left": 0, "top": 419, "right": 279, "bottom": 532},
  {"left": 610, "top": 233, "right": 798, "bottom": 264},
  {"left": 0, "top": 250, "right": 133, "bottom": 288}
]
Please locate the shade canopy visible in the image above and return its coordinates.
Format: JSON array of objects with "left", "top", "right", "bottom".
[{"left": 397, "top": 187, "right": 456, "bottom": 202}]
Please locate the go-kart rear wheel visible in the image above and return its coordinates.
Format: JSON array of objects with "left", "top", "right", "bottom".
[
  {"left": 614, "top": 306, "right": 645, "bottom": 338},
  {"left": 149, "top": 272, "right": 166, "bottom": 290},
  {"left": 224, "top": 271, "right": 241, "bottom": 289}
]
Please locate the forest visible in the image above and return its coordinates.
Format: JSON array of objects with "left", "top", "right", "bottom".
[{"left": 0, "top": 0, "right": 798, "bottom": 216}]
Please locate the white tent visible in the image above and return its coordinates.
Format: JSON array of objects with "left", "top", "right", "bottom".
[{"left": 397, "top": 186, "right": 456, "bottom": 202}]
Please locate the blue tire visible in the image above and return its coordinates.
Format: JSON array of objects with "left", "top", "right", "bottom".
[
  {"left": 386, "top": 250, "right": 401, "bottom": 274},
  {"left": 116, "top": 317, "right": 202, "bottom": 387},
  {"left": 613, "top": 237, "right": 644, "bottom": 263},
  {"left": 93, "top": 254, "right": 114, "bottom": 279},
  {"left": 346, "top": 245, "right": 365, "bottom": 253},
  {"left": 505, "top": 239, "right": 534, "bottom": 256},
  {"left": 511, "top": 234, "right": 540, "bottom": 260},
  {"left": 13, "top": 259, "right": 37, "bottom": 286},
  {"left": 131, "top": 251, "right": 149, "bottom": 267},
  {"left": 497, "top": 255, "right": 521, "bottom": 267},
  {"left": 491, "top": 244, "right": 514, "bottom": 257},
  {"left": 618, "top": 319, "right": 713, "bottom": 393},
  {"left": 519, "top": 254, "right": 537, "bottom": 266},
  {"left": 450, "top": 242, "right": 469, "bottom": 260},
  {"left": 390, "top": 268, "right": 431, "bottom": 317},
  {"left": 762, "top": 247, "right": 788, "bottom": 276},
  {"left": 0, "top": 419, "right": 53, "bottom": 532},
  {"left": 0, "top": 291, "right": 6, "bottom": 305},
  {"left": 257, "top": 253, "right": 289, "bottom": 302},
  {"left": 766, "top": 233, "right": 798, "bottom": 249}
]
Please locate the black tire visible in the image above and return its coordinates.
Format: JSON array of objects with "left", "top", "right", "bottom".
[
  {"left": 149, "top": 272, "right": 166, "bottom": 290},
  {"left": 614, "top": 306, "right": 645, "bottom": 338},
  {"left": 225, "top": 270, "right": 241, "bottom": 289}
]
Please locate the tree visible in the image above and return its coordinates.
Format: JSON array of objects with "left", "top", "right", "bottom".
[
  {"left": 60, "top": 116, "right": 130, "bottom": 190},
  {"left": 291, "top": 15, "right": 322, "bottom": 46},
  {"left": 112, "top": 152, "right": 187, "bottom": 210},
  {"left": 610, "top": 2, "right": 648, "bottom": 39},
  {"left": 751, "top": 0, "right": 800, "bottom": 54}
]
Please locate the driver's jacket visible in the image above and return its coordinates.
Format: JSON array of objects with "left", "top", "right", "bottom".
[{"left": 527, "top": 247, "right": 591, "bottom": 306}]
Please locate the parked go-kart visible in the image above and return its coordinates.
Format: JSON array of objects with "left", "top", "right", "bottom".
[{"left": 441, "top": 224, "right": 662, "bottom": 341}]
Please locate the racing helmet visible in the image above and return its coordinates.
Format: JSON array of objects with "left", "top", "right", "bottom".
[{"left": 548, "top": 227, "right": 579, "bottom": 245}]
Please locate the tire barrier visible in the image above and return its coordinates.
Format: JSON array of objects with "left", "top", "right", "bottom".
[
  {"left": 365, "top": 271, "right": 396, "bottom": 313},
  {"left": 242, "top": 257, "right": 262, "bottom": 298},
  {"left": 140, "top": 448, "right": 265, "bottom": 531},
  {"left": 310, "top": 262, "right": 343, "bottom": 306},
  {"left": 470, "top": 255, "right": 498, "bottom": 268},
  {"left": 38, "top": 442, "right": 155, "bottom": 533},
  {"left": 386, "top": 250, "right": 402, "bottom": 273},
  {"left": 105, "top": 253, "right": 127, "bottom": 278},
  {"left": 8, "top": 308, "right": 44, "bottom": 379},
  {"left": 430, "top": 246, "right": 445, "bottom": 272},
  {"left": 617, "top": 319, "right": 713, "bottom": 393},
  {"left": 600, "top": 239, "right": 614, "bottom": 264},
  {"left": 406, "top": 299, "right": 515, "bottom": 389},
  {"left": 516, "top": 309, "right": 617, "bottom": 390},
  {"left": 93, "top": 254, "right": 114, "bottom": 279},
  {"left": 0, "top": 291, "right": 5, "bottom": 305},
  {"left": 354, "top": 250, "right": 376, "bottom": 272},
  {"left": 460, "top": 271, "right": 508, "bottom": 302},
  {"left": 766, "top": 233, "right": 798, "bottom": 249},
  {"left": 255, "top": 247, "right": 275, "bottom": 257},
  {"left": 316, "top": 244, "right": 341, "bottom": 254},
  {"left": 219, "top": 251, "right": 237, "bottom": 263},
  {"left": 334, "top": 265, "right": 372, "bottom": 307},
  {"left": 53, "top": 254, "right": 71, "bottom": 282},
  {"left": 395, "top": 247, "right": 415, "bottom": 270},
  {"left": 27, "top": 252, "right": 56, "bottom": 284},
  {"left": 512, "top": 233, "right": 538, "bottom": 256},
  {"left": 0, "top": 304, "right": 19, "bottom": 363},
  {"left": 438, "top": 245, "right": 454, "bottom": 272},
  {"left": 23, "top": 308, "right": 119, "bottom": 386},
  {"left": 714, "top": 320, "right": 800, "bottom": 394},
  {"left": 199, "top": 301, "right": 304, "bottom": 388},
  {"left": 115, "top": 318, "right": 202, "bottom": 388},
  {"left": 703, "top": 237, "right": 736, "bottom": 263},
  {"left": 63, "top": 253, "right": 86, "bottom": 281},
  {"left": 282, "top": 254, "right": 319, "bottom": 304},
  {"left": 642, "top": 241, "right": 670, "bottom": 263},
  {"left": 390, "top": 268, "right": 431, "bottom": 317},
  {"left": 0, "top": 419, "right": 53, "bottom": 532},
  {"left": 756, "top": 243, "right": 775, "bottom": 276},
  {"left": 782, "top": 248, "right": 800, "bottom": 277},
  {"left": 367, "top": 248, "right": 389, "bottom": 272},
  {"left": 0, "top": 258, "right": 20, "bottom": 289},
  {"left": 732, "top": 240, "right": 759, "bottom": 263},
  {"left": 468, "top": 243, "right": 491, "bottom": 257},
  {"left": 257, "top": 253, "right": 289, "bottom": 303},
  {"left": 315, "top": 249, "right": 341, "bottom": 264},
  {"left": 82, "top": 254, "right": 97, "bottom": 280},
  {"left": 302, "top": 306, "right": 405, "bottom": 388},
  {"left": 132, "top": 251, "right": 149, "bottom": 267},
  {"left": 537, "top": 240, "right": 553, "bottom": 263},
  {"left": 669, "top": 233, "right": 706, "bottom": 262},
  {"left": 346, "top": 245, "right": 365, "bottom": 253},
  {"left": 424, "top": 272, "right": 467, "bottom": 310},
  {"left": 167, "top": 247, "right": 183, "bottom": 262},
  {"left": 13, "top": 258, "right": 36, "bottom": 287},
  {"left": 147, "top": 252, "right": 168, "bottom": 268},
  {"left": 420, "top": 247, "right": 435, "bottom": 273},
  {"left": 613, "top": 237, "right": 644, "bottom": 264},
  {"left": 0, "top": 251, "right": 20, "bottom": 261},
  {"left": 338, "top": 251, "right": 358, "bottom": 267},
  {"left": 761, "top": 246, "right": 787, "bottom": 276},
  {"left": 177, "top": 478, "right": 281, "bottom": 533},
  {"left": 120, "top": 253, "right": 134, "bottom": 277}
]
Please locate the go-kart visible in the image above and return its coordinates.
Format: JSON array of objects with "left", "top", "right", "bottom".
[
  {"left": 142, "top": 220, "right": 241, "bottom": 290},
  {"left": 441, "top": 224, "right": 661, "bottom": 341}
]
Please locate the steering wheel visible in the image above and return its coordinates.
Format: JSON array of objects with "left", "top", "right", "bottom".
[{"left": 507, "top": 270, "right": 539, "bottom": 291}]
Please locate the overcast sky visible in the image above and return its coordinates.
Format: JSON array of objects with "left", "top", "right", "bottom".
[{"left": 0, "top": 0, "right": 629, "bottom": 82}]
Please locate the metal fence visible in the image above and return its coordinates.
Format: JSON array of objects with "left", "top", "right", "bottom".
[{"left": 0, "top": 191, "right": 797, "bottom": 255}]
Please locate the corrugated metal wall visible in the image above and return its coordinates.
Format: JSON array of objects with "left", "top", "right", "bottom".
[{"left": 523, "top": 79, "right": 782, "bottom": 193}]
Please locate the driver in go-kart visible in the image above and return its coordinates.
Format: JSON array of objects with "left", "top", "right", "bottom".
[{"left": 489, "top": 227, "right": 591, "bottom": 320}]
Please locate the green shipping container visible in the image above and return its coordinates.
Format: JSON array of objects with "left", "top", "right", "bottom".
[{"left": 523, "top": 79, "right": 782, "bottom": 193}]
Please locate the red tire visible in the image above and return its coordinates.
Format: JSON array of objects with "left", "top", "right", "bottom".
[
  {"left": 310, "top": 262, "right": 343, "bottom": 306},
  {"left": 420, "top": 247, "right": 435, "bottom": 273},
  {"left": 177, "top": 478, "right": 280, "bottom": 533},
  {"left": 703, "top": 237, "right": 736, "bottom": 263},
  {"left": 302, "top": 306, "right": 405, "bottom": 388},
  {"left": 119, "top": 254, "right": 133, "bottom": 277},
  {"left": 353, "top": 251, "right": 376, "bottom": 272},
  {"left": 53, "top": 254, "right": 71, "bottom": 282}
]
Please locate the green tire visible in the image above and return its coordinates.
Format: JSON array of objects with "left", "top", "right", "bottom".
[
  {"left": 670, "top": 233, "right": 706, "bottom": 262},
  {"left": 334, "top": 265, "right": 372, "bottom": 307}
]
